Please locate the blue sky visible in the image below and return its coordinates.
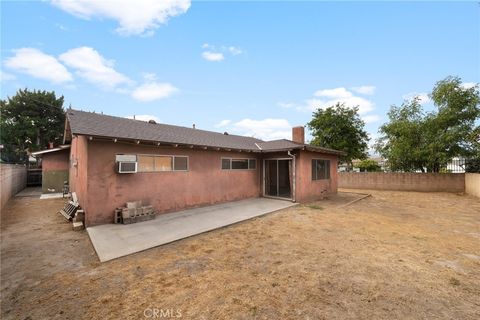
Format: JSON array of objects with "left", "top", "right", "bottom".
[{"left": 1, "top": 1, "right": 479, "bottom": 145}]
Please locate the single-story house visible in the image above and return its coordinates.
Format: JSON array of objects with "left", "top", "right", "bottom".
[
  {"left": 59, "top": 109, "right": 344, "bottom": 226},
  {"left": 31, "top": 145, "right": 70, "bottom": 193}
]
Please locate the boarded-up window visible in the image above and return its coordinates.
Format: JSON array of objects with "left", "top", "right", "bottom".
[
  {"left": 137, "top": 155, "right": 188, "bottom": 172},
  {"left": 174, "top": 156, "right": 188, "bottom": 171},
  {"left": 312, "top": 159, "right": 330, "bottom": 180},
  {"left": 138, "top": 155, "right": 155, "bottom": 172},
  {"left": 154, "top": 156, "right": 172, "bottom": 171}
]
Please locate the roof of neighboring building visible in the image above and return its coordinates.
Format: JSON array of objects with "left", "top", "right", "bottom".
[
  {"left": 65, "top": 109, "right": 344, "bottom": 155},
  {"left": 31, "top": 145, "right": 70, "bottom": 156}
]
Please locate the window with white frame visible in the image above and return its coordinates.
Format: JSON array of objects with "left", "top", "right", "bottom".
[
  {"left": 137, "top": 155, "right": 188, "bottom": 172},
  {"left": 221, "top": 158, "right": 256, "bottom": 170},
  {"left": 312, "top": 159, "right": 330, "bottom": 180}
]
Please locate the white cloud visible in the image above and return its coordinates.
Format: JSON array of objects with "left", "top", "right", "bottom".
[
  {"left": 314, "top": 87, "right": 352, "bottom": 99},
  {"left": 230, "top": 118, "right": 292, "bottom": 140},
  {"left": 126, "top": 115, "right": 161, "bottom": 123},
  {"left": 228, "top": 46, "right": 242, "bottom": 55},
  {"left": 201, "top": 51, "right": 224, "bottom": 62},
  {"left": 51, "top": 0, "right": 191, "bottom": 36},
  {"left": 215, "top": 119, "right": 231, "bottom": 128},
  {"left": 402, "top": 92, "right": 431, "bottom": 105},
  {"left": 201, "top": 44, "right": 243, "bottom": 61},
  {"left": 461, "top": 82, "right": 477, "bottom": 89},
  {"left": 4, "top": 48, "right": 73, "bottom": 83},
  {"left": 280, "top": 87, "right": 375, "bottom": 114},
  {"left": 59, "top": 47, "right": 131, "bottom": 89},
  {"left": 351, "top": 85, "right": 376, "bottom": 95},
  {"left": 362, "top": 114, "right": 381, "bottom": 124},
  {"left": 131, "top": 74, "right": 178, "bottom": 102}
]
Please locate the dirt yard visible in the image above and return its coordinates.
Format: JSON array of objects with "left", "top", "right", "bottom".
[{"left": 1, "top": 190, "right": 479, "bottom": 319}]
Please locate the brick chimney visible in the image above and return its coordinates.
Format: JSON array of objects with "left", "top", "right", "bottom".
[{"left": 292, "top": 126, "right": 305, "bottom": 144}]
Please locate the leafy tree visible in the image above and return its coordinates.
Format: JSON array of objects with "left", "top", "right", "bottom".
[
  {"left": 375, "top": 98, "right": 429, "bottom": 172},
  {"left": 1, "top": 89, "right": 65, "bottom": 163},
  {"left": 376, "top": 76, "right": 480, "bottom": 172},
  {"left": 355, "top": 159, "right": 382, "bottom": 172},
  {"left": 308, "top": 103, "right": 369, "bottom": 170}
]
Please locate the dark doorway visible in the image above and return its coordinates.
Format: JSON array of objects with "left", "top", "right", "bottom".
[{"left": 264, "top": 159, "right": 292, "bottom": 199}]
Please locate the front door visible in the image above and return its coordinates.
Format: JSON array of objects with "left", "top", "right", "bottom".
[{"left": 264, "top": 159, "right": 292, "bottom": 199}]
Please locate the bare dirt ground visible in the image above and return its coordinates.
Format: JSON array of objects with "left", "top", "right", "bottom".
[{"left": 1, "top": 190, "right": 479, "bottom": 320}]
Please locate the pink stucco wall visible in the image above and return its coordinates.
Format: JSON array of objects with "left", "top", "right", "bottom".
[
  {"left": 42, "top": 149, "right": 69, "bottom": 172},
  {"left": 83, "top": 140, "right": 262, "bottom": 226},
  {"left": 69, "top": 136, "right": 89, "bottom": 214},
  {"left": 295, "top": 150, "right": 338, "bottom": 203}
]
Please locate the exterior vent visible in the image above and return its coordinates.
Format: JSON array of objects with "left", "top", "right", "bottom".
[{"left": 117, "top": 161, "right": 137, "bottom": 173}]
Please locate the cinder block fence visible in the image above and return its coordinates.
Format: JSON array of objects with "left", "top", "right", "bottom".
[
  {"left": 465, "top": 173, "right": 480, "bottom": 197},
  {"left": 338, "top": 172, "right": 466, "bottom": 193},
  {"left": 1, "top": 164, "right": 27, "bottom": 210}
]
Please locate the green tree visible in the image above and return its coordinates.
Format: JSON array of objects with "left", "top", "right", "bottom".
[
  {"left": 1, "top": 89, "right": 65, "bottom": 162},
  {"left": 376, "top": 76, "right": 480, "bottom": 172},
  {"left": 308, "top": 103, "right": 369, "bottom": 170},
  {"left": 355, "top": 159, "right": 382, "bottom": 172},
  {"left": 375, "top": 98, "right": 429, "bottom": 172}
]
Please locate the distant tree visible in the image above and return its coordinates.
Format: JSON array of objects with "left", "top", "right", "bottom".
[
  {"left": 355, "top": 159, "right": 381, "bottom": 172},
  {"left": 1, "top": 89, "right": 65, "bottom": 162},
  {"left": 375, "top": 98, "right": 429, "bottom": 172},
  {"left": 376, "top": 76, "right": 480, "bottom": 172},
  {"left": 308, "top": 103, "right": 369, "bottom": 170}
]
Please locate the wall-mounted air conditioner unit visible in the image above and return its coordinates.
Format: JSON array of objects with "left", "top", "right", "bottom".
[
  {"left": 117, "top": 161, "right": 137, "bottom": 173},
  {"left": 116, "top": 154, "right": 137, "bottom": 173}
]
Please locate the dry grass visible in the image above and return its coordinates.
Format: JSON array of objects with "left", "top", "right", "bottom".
[{"left": 1, "top": 190, "right": 479, "bottom": 319}]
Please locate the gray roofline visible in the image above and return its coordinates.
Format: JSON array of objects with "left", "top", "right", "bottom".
[{"left": 31, "top": 145, "right": 71, "bottom": 156}]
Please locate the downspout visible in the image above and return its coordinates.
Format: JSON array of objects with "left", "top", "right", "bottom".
[{"left": 287, "top": 150, "right": 296, "bottom": 202}]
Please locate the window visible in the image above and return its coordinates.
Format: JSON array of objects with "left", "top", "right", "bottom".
[
  {"left": 174, "top": 156, "right": 188, "bottom": 171},
  {"left": 221, "top": 158, "right": 256, "bottom": 170},
  {"left": 222, "top": 158, "right": 231, "bottom": 170},
  {"left": 248, "top": 159, "right": 256, "bottom": 170},
  {"left": 232, "top": 159, "right": 248, "bottom": 169},
  {"left": 137, "top": 155, "right": 188, "bottom": 172},
  {"left": 312, "top": 159, "right": 330, "bottom": 180}
]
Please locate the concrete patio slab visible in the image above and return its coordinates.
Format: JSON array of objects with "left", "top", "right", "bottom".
[
  {"left": 15, "top": 187, "right": 42, "bottom": 198},
  {"left": 40, "top": 193, "right": 64, "bottom": 199},
  {"left": 87, "top": 198, "right": 297, "bottom": 262}
]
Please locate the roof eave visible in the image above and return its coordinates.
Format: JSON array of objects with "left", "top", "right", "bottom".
[
  {"left": 31, "top": 145, "right": 71, "bottom": 156},
  {"left": 74, "top": 133, "right": 262, "bottom": 153}
]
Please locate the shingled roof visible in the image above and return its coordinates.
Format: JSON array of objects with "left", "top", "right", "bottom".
[{"left": 65, "top": 109, "right": 344, "bottom": 155}]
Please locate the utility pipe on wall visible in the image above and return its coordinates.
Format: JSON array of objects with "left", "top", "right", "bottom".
[{"left": 287, "top": 150, "right": 296, "bottom": 202}]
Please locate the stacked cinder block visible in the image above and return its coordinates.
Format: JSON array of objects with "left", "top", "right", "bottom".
[{"left": 115, "top": 200, "right": 156, "bottom": 224}]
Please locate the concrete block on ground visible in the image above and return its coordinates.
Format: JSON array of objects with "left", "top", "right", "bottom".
[
  {"left": 127, "top": 201, "right": 142, "bottom": 209},
  {"left": 72, "top": 221, "right": 84, "bottom": 231},
  {"left": 114, "top": 209, "right": 122, "bottom": 224},
  {"left": 74, "top": 210, "right": 85, "bottom": 223},
  {"left": 123, "top": 217, "right": 136, "bottom": 224}
]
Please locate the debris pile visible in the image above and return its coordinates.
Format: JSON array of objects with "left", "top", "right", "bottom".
[
  {"left": 115, "top": 200, "right": 156, "bottom": 224},
  {"left": 58, "top": 192, "right": 85, "bottom": 231}
]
